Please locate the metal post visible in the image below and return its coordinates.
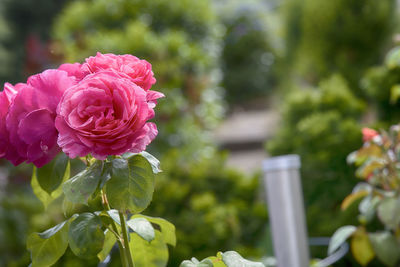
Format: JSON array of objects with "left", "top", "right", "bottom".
[{"left": 262, "top": 155, "right": 309, "bottom": 267}]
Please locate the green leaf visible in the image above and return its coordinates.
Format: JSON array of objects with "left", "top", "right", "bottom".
[
  {"left": 62, "top": 197, "right": 79, "bottom": 218},
  {"left": 328, "top": 225, "right": 357, "bottom": 255},
  {"left": 103, "top": 209, "right": 120, "bottom": 225},
  {"left": 105, "top": 156, "right": 155, "bottom": 213},
  {"left": 355, "top": 159, "right": 384, "bottom": 179},
  {"left": 63, "top": 160, "right": 104, "bottom": 205},
  {"left": 68, "top": 212, "right": 105, "bottom": 259},
  {"left": 31, "top": 162, "right": 70, "bottom": 209},
  {"left": 186, "top": 254, "right": 227, "bottom": 267},
  {"left": 123, "top": 152, "right": 161, "bottom": 174},
  {"left": 350, "top": 228, "right": 375, "bottom": 266},
  {"left": 341, "top": 190, "right": 369, "bottom": 211},
  {"left": 130, "top": 230, "right": 169, "bottom": 267},
  {"left": 95, "top": 211, "right": 115, "bottom": 227},
  {"left": 38, "top": 220, "right": 69, "bottom": 239},
  {"left": 377, "top": 197, "right": 400, "bottom": 230},
  {"left": 359, "top": 195, "right": 380, "bottom": 222},
  {"left": 390, "top": 85, "right": 400, "bottom": 104},
  {"left": 36, "top": 153, "right": 69, "bottom": 194},
  {"left": 97, "top": 229, "right": 117, "bottom": 262},
  {"left": 139, "top": 152, "right": 162, "bottom": 174},
  {"left": 99, "top": 161, "right": 112, "bottom": 188},
  {"left": 369, "top": 231, "right": 400, "bottom": 267},
  {"left": 127, "top": 217, "right": 155, "bottom": 242},
  {"left": 385, "top": 46, "right": 400, "bottom": 69},
  {"left": 180, "top": 258, "right": 214, "bottom": 267},
  {"left": 210, "top": 256, "right": 227, "bottom": 267},
  {"left": 221, "top": 251, "right": 265, "bottom": 267},
  {"left": 207, "top": 255, "right": 227, "bottom": 267},
  {"left": 27, "top": 219, "right": 69, "bottom": 267},
  {"left": 133, "top": 214, "right": 176, "bottom": 246}
]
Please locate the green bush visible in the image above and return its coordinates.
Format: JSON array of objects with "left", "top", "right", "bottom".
[
  {"left": 219, "top": 3, "right": 275, "bottom": 106},
  {"left": 147, "top": 150, "right": 268, "bottom": 266},
  {"left": 0, "top": 159, "right": 104, "bottom": 267},
  {"left": 267, "top": 75, "right": 364, "bottom": 236},
  {"left": 361, "top": 45, "right": 400, "bottom": 125},
  {"left": 329, "top": 125, "right": 400, "bottom": 266},
  {"left": 281, "top": 0, "right": 395, "bottom": 87},
  {"left": 271, "top": 3, "right": 397, "bottom": 256},
  {"left": 0, "top": 0, "right": 69, "bottom": 83}
]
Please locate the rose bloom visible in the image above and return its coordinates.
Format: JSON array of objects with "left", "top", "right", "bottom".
[
  {"left": 362, "top": 127, "right": 379, "bottom": 142},
  {"left": 58, "top": 62, "right": 87, "bottom": 81},
  {"left": 59, "top": 52, "right": 156, "bottom": 91},
  {"left": 55, "top": 70, "right": 163, "bottom": 160},
  {"left": 3, "top": 69, "right": 76, "bottom": 167},
  {"left": 0, "top": 83, "right": 20, "bottom": 162}
]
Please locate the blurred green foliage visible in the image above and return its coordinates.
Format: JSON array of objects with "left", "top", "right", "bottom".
[
  {"left": 218, "top": 3, "right": 276, "bottom": 105},
  {"left": 0, "top": 159, "right": 106, "bottom": 267},
  {"left": 270, "top": 0, "right": 399, "bottom": 263},
  {"left": 0, "top": 182, "right": 41, "bottom": 266},
  {"left": 330, "top": 125, "right": 400, "bottom": 266},
  {"left": 361, "top": 45, "right": 400, "bottom": 125},
  {"left": 0, "top": 0, "right": 68, "bottom": 84},
  {"left": 267, "top": 75, "right": 364, "bottom": 235},
  {"left": 282, "top": 0, "right": 395, "bottom": 88},
  {"left": 147, "top": 150, "right": 267, "bottom": 266}
]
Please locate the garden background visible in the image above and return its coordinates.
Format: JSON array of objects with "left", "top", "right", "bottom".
[{"left": 0, "top": 0, "right": 399, "bottom": 266}]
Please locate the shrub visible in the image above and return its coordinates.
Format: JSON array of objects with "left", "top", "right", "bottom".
[
  {"left": 361, "top": 45, "right": 400, "bottom": 125},
  {"left": 0, "top": 0, "right": 69, "bottom": 83},
  {"left": 147, "top": 150, "right": 268, "bottom": 266},
  {"left": 330, "top": 125, "right": 400, "bottom": 266},
  {"left": 267, "top": 75, "right": 364, "bottom": 235},
  {"left": 281, "top": 0, "right": 395, "bottom": 87},
  {"left": 219, "top": 3, "right": 276, "bottom": 106}
]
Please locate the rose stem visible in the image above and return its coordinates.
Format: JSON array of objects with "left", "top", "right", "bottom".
[
  {"left": 119, "top": 211, "right": 135, "bottom": 267},
  {"left": 101, "top": 189, "right": 129, "bottom": 267}
]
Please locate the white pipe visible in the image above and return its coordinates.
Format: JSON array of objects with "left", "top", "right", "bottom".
[{"left": 263, "top": 155, "right": 309, "bottom": 267}]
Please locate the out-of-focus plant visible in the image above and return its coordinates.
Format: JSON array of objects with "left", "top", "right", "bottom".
[
  {"left": 329, "top": 126, "right": 400, "bottom": 267},
  {"left": 0, "top": 0, "right": 69, "bottom": 83},
  {"left": 273, "top": 0, "right": 397, "bottom": 242},
  {"left": 267, "top": 74, "right": 365, "bottom": 236},
  {"left": 217, "top": 1, "right": 276, "bottom": 106},
  {"left": 180, "top": 251, "right": 265, "bottom": 267},
  {"left": 149, "top": 150, "right": 268, "bottom": 266},
  {"left": 281, "top": 0, "right": 395, "bottom": 87},
  {"left": 362, "top": 45, "right": 400, "bottom": 125}
]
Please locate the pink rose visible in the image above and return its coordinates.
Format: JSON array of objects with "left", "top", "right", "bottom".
[
  {"left": 362, "top": 127, "right": 379, "bottom": 142},
  {"left": 5, "top": 69, "right": 76, "bottom": 167},
  {"left": 55, "top": 70, "right": 163, "bottom": 160},
  {"left": 0, "top": 83, "right": 20, "bottom": 162},
  {"left": 82, "top": 52, "right": 156, "bottom": 90},
  {"left": 58, "top": 62, "right": 87, "bottom": 81}
]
